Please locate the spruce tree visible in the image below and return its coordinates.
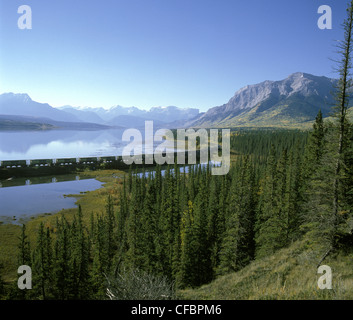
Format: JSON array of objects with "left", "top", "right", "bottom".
[
  {"left": 18, "top": 224, "right": 31, "bottom": 267},
  {"left": 219, "top": 156, "right": 256, "bottom": 274},
  {"left": 53, "top": 216, "right": 71, "bottom": 299},
  {"left": 33, "top": 222, "right": 52, "bottom": 299},
  {"left": 179, "top": 200, "right": 198, "bottom": 287},
  {"left": 16, "top": 224, "right": 32, "bottom": 300},
  {"left": 303, "top": 1, "right": 353, "bottom": 256},
  {"left": 70, "top": 206, "right": 91, "bottom": 299},
  {"left": 255, "top": 145, "right": 279, "bottom": 258},
  {"left": 331, "top": 0, "right": 353, "bottom": 248}
]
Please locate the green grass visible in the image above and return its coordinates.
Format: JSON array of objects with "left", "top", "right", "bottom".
[
  {"left": 0, "top": 224, "right": 21, "bottom": 282},
  {"left": 178, "top": 240, "right": 353, "bottom": 300}
]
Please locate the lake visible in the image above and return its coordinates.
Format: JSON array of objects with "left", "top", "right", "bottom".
[
  {"left": 0, "top": 127, "right": 174, "bottom": 224},
  {"left": 0, "top": 128, "right": 171, "bottom": 161},
  {"left": 0, "top": 129, "right": 128, "bottom": 161},
  {"left": 0, "top": 177, "right": 104, "bottom": 224}
]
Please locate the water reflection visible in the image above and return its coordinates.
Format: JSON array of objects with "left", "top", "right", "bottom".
[
  {"left": 0, "top": 178, "right": 104, "bottom": 223},
  {"left": 0, "top": 129, "right": 127, "bottom": 160},
  {"left": 136, "top": 161, "right": 221, "bottom": 178},
  {"left": 0, "top": 174, "right": 92, "bottom": 188},
  {"left": 0, "top": 128, "right": 171, "bottom": 161}
]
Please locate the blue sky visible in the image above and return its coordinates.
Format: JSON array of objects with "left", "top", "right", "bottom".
[{"left": 0, "top": 0, "right": 349, "bottom": 111}]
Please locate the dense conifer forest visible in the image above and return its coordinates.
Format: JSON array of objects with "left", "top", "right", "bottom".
[{"left": 2, "top": 116, "right": 353, "bottom": 300}]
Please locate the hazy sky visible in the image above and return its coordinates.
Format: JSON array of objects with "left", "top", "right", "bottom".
[{"left": 0, "top": 0, "right": 349, "bottom": 111}]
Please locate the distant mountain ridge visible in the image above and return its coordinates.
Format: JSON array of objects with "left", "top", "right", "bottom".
[
  {"left": 0, "top": 93, "right": 81, "bottom": 123},
  {"left": 0, "top": 114, "right": 111, "bottom": 130},
  {"left": 0, "top": 93, "right": 200, "bottom": 130},
  {"left": 59, "top": 104, "right": 200, "bottom": 125},
  {"left": 0, "top": 72, "right": 344, "bottom": 130},
  {"left": 183, "top": 72, "right": 339, "bottom": 128}
]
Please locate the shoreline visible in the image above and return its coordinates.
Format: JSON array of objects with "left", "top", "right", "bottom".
[{"left": 0, "top": 168, "right": 125, "bottom": 282}]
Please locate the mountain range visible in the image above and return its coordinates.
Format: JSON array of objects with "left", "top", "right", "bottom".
[
  {"left": 0, "top": 72, "right": 344, "bottom": 130},
  {"left": 58, "top": 105, "right": 200, "bottom": 125},
  {"left": 0, "top": 93, "right": 200, "bottom": 130},
  {"left": 184, "top": 72, "right": 339, "bottom": 128}
]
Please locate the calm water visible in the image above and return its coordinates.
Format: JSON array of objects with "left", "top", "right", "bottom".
[
  {"left": 0, "top": 128, "right": 172, "bottom": 224},
  {"left": 0, "top": 128, "right": 170, "bottom": 161},
  {"left": 0, "top": 178, "right": 103, "bottom": 224},
  {"left": 137, "top": 161, "right": 221, "bottom": 177},
  {"left": 0, "top": 129, "right": 127, "bottom": 161}
]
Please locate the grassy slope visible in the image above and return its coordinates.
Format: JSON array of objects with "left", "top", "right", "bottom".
[
  {"left": 194, "top": 106, "right": 353, "bottom": 130},
  {"left": 0, "top": 224, "right": 21, "bottom": 282},
  {"left": 179, "top": 240, "right": 353, "bottom": 300}
]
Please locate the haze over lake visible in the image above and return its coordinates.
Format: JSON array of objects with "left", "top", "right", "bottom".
[
  {"left": 0, "top": 129, "right": 131, "bottom": 161},
  {"left": 0, "top": 126, "right": 180, "bottom": 162}
]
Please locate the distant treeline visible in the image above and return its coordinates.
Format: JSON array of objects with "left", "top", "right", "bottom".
[{"left": 0, "top": 150, "right": 208, "bottom": 180}]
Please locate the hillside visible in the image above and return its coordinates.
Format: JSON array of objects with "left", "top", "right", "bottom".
[
  {"left": 0, "top": 115, "right": 112, "bottom": 131},
  {"left": 0, "top": 119, "right": 56, "bottom": 131},
  {"left": 183, "top": 72, "right": 338, "bottom": 128},
  {"left": 179, "top": 240, "right": 353, "bottom": 300},
  {"left": 0, "top": 93, "right": 80, "bottom": 123}
]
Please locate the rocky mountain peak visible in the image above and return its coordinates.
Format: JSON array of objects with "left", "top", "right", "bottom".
[{"left": 185, "top": 72, "right": 338, "bottom": 128}]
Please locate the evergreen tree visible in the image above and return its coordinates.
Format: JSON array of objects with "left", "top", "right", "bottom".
[
  {"left": 70, "top": 206, "right": 91, "bottom": 299},
  {"left": 191, "top": 175, "right": 212, "bottom": 285},
  {"left": 15, "top": 224, "right": 32, "bottom": 300},
  {"left": 219, "top": 157, "right": 256, "bottom": 274},
  {"left": 179, "top": 200, "right": 198, "bottom": 287},
  {"left": 207, "top": 175, "right": 222, "bottom": 277},
  {"left": 302, "top": 1, "right": 353, "bottom": 256},
  {"left": 53, "top": 216, "right": 71, "bottom": 299},
  {"left": 255, "top": 145, "right": 279, "bottom": 258},
  {"left": 105, "top": 195, "right": 117, "bottom": 268},
  {"left": 285, "top": 145, "right": 304, "bottom": 242},
  {"left": 116, "top": 178, "right": 129, "bottom": 257},
  {"left": 18, "top": 224, "right": 31, "bottom": 267},
  {"left": 32, "top": 222, "right": 52, "bottom": 299},
  {"left": 331, "top": 1, "right": 353, "bottom": 248},
  {"left": 141, "top": 181, "right": 158, "bottom": 273},
  {"left": 125, "top": 175, "right": 145, "bottom": 270}
]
